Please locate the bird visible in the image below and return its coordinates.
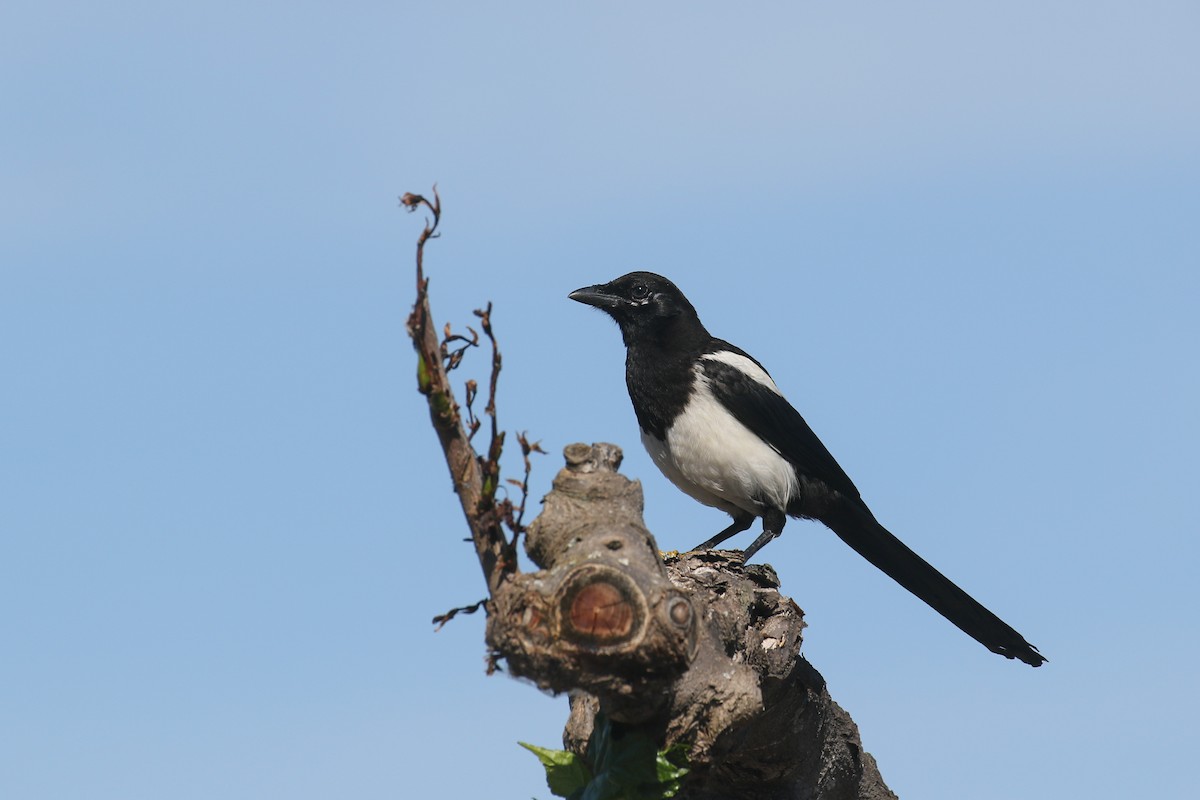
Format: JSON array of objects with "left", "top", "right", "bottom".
[{"left": 569, "top": 271, "right": 1045, "bottom": 667}]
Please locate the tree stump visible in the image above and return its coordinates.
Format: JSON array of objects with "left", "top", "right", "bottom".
[{"left": 486, "top": 443, "right": 896, "bottom": 800}]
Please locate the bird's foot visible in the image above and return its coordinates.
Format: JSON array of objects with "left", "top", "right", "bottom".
[{"left": 740, "top": 527, "right": 782, "bottom": 562}]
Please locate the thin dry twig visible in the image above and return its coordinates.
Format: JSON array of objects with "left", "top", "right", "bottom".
[
  {"left": 464, "top": 379, "right": 481, "bottom": 441},
  {"left": 442, "top": 323, "right": 479, "bottom": 372},
  {"left": 432, "top": 598, "right": 489, "bottom": 631},
  {"left": 474, "top": 302, "right": 504, "bottom": 506},
  {"left": 402, "top": 188, "right": 441, "bottom": 351},
  {"left": 510, "top": 431, "right": 546, "bottom": 536}
]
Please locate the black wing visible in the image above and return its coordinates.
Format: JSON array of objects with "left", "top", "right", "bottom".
[{"left": 700, "top": 349, "right": 861, "bottom": 500}]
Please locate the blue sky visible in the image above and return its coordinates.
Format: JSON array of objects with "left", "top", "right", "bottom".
[{"left": 2, "top": 2, "right": 1197, "bottom": 798}]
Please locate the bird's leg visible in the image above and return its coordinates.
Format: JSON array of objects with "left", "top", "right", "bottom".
[
  {"left": 739, "top": 508, "right": 787, "bottom": 562},
  {"left": 693, "top": 511, "right": 755, "bottom": 551}
]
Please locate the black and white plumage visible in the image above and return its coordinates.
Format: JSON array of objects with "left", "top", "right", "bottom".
[{"left": 569, "top": 271, "right": 1046, "bottom": 667}]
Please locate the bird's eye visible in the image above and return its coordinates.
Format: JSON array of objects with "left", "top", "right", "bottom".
[{"left": 630, "top": 283, "right": 649, "bottom": 300}]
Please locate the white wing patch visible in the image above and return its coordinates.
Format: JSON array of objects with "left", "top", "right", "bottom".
[
  {"left": 640, "top": 362, "right": 798, "bottom": 516},
  {"left": 700, "top": 351, "right": 782, "bottom": 395}
]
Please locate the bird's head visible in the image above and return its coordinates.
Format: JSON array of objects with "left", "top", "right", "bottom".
[{"left": 569, "top": 271, "right": 701, "bottom": 345}]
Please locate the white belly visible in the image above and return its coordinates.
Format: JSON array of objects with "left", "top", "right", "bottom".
[{"left": 640, "top": 374, "right": 798, "bottom": 516}]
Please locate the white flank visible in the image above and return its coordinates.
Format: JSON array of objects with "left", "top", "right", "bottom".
[{"left": 641, "top": 363, "right": 798, "bottom": 516}]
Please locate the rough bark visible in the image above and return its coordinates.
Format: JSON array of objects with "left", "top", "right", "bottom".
[
  {"left": 487, "top": 442, "right": 696, "bottom": 721},
  {"left": 486, "top": 443, "right": 896, "bottom": 800}
]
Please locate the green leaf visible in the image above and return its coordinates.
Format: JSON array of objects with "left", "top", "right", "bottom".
[
  {"left": 581, "top": 714, "right": 690, "bottom": 800},
  {"left": 522, "top": 714, "right": 691, "bottom": 800},
  {"left": 582, "top": 716, "right": 656, "bottom": 800},
  {"left": 654, "top": 745, "right": 690, "bottom": 798},
  {"left": 519, "top": 741, "right": 592, "bottom": 798}
]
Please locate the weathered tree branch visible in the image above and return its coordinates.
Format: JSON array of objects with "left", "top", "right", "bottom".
[{"left": 402, "top": 188, "right": 515, "bottom": 597}]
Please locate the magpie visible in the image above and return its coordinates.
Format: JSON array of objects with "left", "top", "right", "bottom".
[{"left": 569, "top": 271, "right": 1045, "bottom": 667}]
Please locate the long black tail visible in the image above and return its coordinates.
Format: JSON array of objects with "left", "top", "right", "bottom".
[{"left": 821, "top": 500, "right": 1046, "bottom": 667}]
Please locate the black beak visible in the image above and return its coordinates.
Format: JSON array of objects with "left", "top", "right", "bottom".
[{"left": 568, "top": 284, "right": 623, "bottom": 311}]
